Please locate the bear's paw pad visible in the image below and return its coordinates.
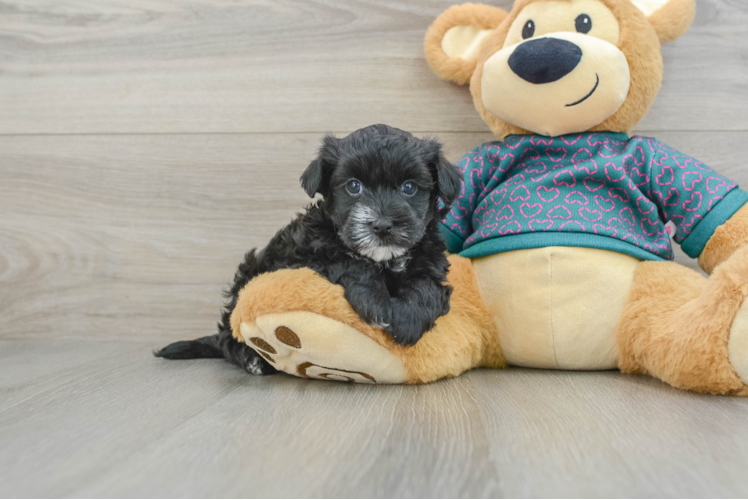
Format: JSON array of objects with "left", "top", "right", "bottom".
[{"left": 238, "top": 311, "right": 406, "bottom": 384}]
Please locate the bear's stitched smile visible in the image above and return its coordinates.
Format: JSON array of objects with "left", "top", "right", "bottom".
[{"left": 566, "top": 73, "right": 600, "bottom": 107}]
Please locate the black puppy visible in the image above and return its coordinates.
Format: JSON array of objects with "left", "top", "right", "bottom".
[{"left": 155, "top": 124, "right": 462, "bottom": 375}]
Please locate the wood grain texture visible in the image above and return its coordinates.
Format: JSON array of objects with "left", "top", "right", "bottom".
[
  {"left": 0, "top": 132, "right": 492, "bottom": 342},
  {"left": 1, "top": 131, "right": 745, "bottom": 342},
  {"left": 2, "top": 0, "right": 748, "bottom": 497},
  {"left": 0, "top": 0, "right": 747, "bottom": 134},
  {"left": 1, "top": 340, "right": 748, "bottom": 498}
]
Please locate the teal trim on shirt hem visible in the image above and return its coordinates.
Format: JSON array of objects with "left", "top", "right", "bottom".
[
  {"left": 504, "top": 132, "right": 630, "bottom": 142},
  {"left": 439, "top": 223, "right": 465, "bottom": 254},
  {"left": 458, "top": 232, "right": 665, "bottom": 262},
  {"left": 681, "top": 188, "right": 748, "bottom": 258}
]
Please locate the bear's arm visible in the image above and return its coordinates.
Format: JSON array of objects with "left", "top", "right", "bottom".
[
  {"left": 438, "top": 142, "right": 507, "bottom": 253},
  {"left": 699, "top": 204, "right": 748, "bottom": 274},
  {"left": 642, "top": 138, "right": 748, "bottom": 267}
]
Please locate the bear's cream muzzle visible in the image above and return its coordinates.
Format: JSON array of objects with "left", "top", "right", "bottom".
[{"left": 481, "top": 31, "right": 631, "bottom": 137}]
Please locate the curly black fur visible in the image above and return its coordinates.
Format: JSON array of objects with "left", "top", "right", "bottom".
[{"left": 155, "top": 124, "right": 462, "bottom": 375}]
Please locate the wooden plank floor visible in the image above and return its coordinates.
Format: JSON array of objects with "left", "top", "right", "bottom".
[
  {"left": 3, "top": 340, "right": 748, "bottom": 498},
  {"left": 2, "top": 0, "right": 748, "bottom": 497}
]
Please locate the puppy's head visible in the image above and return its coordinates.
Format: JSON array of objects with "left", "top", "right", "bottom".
[{"left": 300, "top": 124, "right": 461, "bottom": 262}]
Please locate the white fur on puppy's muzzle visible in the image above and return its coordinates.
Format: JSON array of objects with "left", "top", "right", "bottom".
[
  {"left": 358, "top": 245, "right": 407, "bottom": 262},
  {"left": 347, "top": 205, "right": 408, "bottom": 262}
]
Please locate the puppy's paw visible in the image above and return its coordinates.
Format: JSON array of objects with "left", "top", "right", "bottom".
[
  {"left": 235, "top": 312, "right": 407, "bottom": 384},
  {"left": 229, "top": 337, "right": 277, "bottom": 375},
  {"left": 356, "top": 306, "right": 392, "bottom": 331},
  {"left": 440, "top": 285, "right": 453, "bottom": 316},
  {"left": 243, "top": 354, "right": 276, "bottom": 376},
  {"left": 386, "top": 318, "right": 426, "bottom": 347},
  {"left": 368, "top": 317, "right": 391, "bottom": 330}
]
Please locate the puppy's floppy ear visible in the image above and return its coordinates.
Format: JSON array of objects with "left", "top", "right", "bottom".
[
  {"left": 420, "top": 138, "right": 462, "bottom": 217},
  {"left": 300, "top": 134, "right": 340, "bottom": 198},
  {"left": 424, "top": 3, "right": 509, "bottom": 85}
]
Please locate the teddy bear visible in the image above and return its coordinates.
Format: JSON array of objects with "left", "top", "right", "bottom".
[{"left": 228, "top": 0, "right": 748, "bottom": 396}]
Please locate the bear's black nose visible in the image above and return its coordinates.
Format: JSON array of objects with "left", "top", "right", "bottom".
[{"left": 508, "top": 38, "right": 582, "bottom": 84}]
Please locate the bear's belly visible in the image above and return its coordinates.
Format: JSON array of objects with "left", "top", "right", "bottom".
[{"left": 472, "top": 246, "right": 641, "bottom": 370}]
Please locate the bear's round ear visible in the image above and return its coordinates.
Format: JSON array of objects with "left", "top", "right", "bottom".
[
  {"left": 424, "top": 3, "right": 509, "bottom": 85},
  {"left": 632, "top": 0, "right": 696, "bottom": 43}
]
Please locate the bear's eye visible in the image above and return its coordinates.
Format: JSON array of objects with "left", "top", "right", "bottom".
[
  {"left": 522, "top": 19, "right": 535, "bottom": 39},
  {"left": 401, "top": 181, "right": 417, "bottom": 196},
  {"left": 575, "top": 14, "right": 592, "bottom": 34},
  {"left": 346, "top": 179, "right": 362, "bottom": 195}
]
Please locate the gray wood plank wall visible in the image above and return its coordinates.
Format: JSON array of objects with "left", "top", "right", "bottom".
[
  {"left": 2, "top": 0, "right": 747, "bottom": 344},
  {"left": 2, "top": 0, "right": 748, "bottom": 497}
]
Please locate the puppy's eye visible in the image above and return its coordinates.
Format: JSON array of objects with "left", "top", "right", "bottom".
[
  {"left": 522, "top": 19, "right": 535, "bottom": 39},
  {"left": 346, "top": 179, "right": 362, "bottom": 195},
  {"left": 575, "top": 14, "right": 592, "bottom": 34},
  {"left": 401, "top": 181, "right": 417, "bottom": 196}
]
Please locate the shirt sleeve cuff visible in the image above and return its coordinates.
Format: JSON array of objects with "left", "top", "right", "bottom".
[
  {"left": 681, "top": 188, "right": 748, "bottom": 258},
  {"left": 439, "top": 223, "right": 466, "bottom": 254}
]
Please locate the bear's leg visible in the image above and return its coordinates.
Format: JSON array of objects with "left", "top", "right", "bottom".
[
  {"left": 230, "top": 255, "right": 503, "bottom": 384},
  {"left": 396, "top": 255, "right": 505, "bottom": 383},
  {"left": 616, "top": 246, "right": 748, "bottom": 395}
]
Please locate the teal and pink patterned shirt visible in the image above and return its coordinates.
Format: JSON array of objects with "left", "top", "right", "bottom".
[{"left": 439, "top": 132, "right": 748, "bottom": 261}]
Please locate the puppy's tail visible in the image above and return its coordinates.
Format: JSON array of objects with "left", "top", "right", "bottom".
[{"left": 154, "top": 334, "right": 224, "bottom": 360}]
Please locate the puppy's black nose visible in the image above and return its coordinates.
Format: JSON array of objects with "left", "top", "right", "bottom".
[
  {"left": 371, "top": 219, "right": 393, "bottom": 235},
  {"left": 508, "top": 38, "right": 582, "bottom": 84}
]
